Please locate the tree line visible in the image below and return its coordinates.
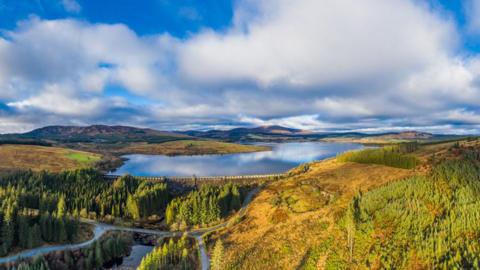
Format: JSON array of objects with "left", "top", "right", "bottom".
[
  {"left": 0, "top": 169, "right": 169, "bottom": 220},
  {"left": 0, "top": 189, "right": 79, "bottom": 255},
  {"left": 0, "top": 169, "right": 170, "bottom": 255},
  {"left": 137, "top": 235, "right": 195, "bottom": 270},
  {"left": 337, "top": 143, "right": 419, "bottom": 169},
  {"left": 340, "top": 159, "right": 480, "bottom": 269},
  {"left": 6, "top": 233, "right": 131, "bottom": 270},
  {"left": 165, "top": 183, "right": 243, "bottom": 227}
]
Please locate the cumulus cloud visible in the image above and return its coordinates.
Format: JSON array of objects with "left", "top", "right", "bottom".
[
  {"left": 7, "top": 83, "right": 103, "bottom": 116},
  {"left": 178, "top": 0, "right": 456, "bottom": 87},
  {"left": 0, "top": 0, "right": 480, "bottom": 133}
]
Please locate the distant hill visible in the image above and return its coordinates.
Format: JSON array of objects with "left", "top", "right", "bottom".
[
  {"left": 182, "top": 125, "right": 458, "bottom": 143},
  {"left": 2, "top": 125, "right": 190, "bottom": 144},
  {"left": 183, "top": 125, "right": 308, "bottom": 141},
  {"left": 371, "top": 131, "right": 433, "bottom": 140},
  {"left": 0, "top": 124, "right": 463, "bottom": 145},
  {"left": 250, "top": 125, "right": 304, "bottom": 135}
]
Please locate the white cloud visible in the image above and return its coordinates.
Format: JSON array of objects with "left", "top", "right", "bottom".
[
  {"left": 239, "top": 114, "right": 331, "bottom": 131},
  {"left": 1, "top": 0, "right": 480, "bottom": 133},
  {"left": 178, "top": 0, "right": 457, "bottom": 89},
  {"left": 61, "top": 0, "right": 81, "bottom": 13},
  {"left": 7, "top": 84, "right": 103, "bottom": 116},
  {"left": 442, "top": 109, "right": 480, "bottom": 124},
  {"left": 314, "top": 98, "right": 372, "bottom": 117}
]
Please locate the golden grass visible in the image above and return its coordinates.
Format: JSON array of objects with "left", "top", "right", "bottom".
[
  {"left": 210, "top": 139, "right": 479, "bottom": 269},
  {"left": 212, "top": 159, "right": 416, "bottom": 270},
  {"left": 0, "top": 144, "right": 101, "bottom": 172},
  {"left": 116, "top": 140, "right": 269, "bottom": 155}
]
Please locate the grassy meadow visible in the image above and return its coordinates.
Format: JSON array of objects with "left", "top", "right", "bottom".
[
  {"left": 0, "top": 144, "right": 101, "bottom": 172},
  {"left": 114, "top": 139, "right": 269, "bottom": 155}
]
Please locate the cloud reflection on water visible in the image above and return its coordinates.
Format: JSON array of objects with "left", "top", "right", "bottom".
[{"left": 112, "top": 142, "right": 363, "bottom": 177}]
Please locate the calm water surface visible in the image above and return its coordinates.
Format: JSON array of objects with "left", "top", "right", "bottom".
[
  {"left": 111, "top": 142, "right": 363, "bottom": 177},
  {"left": 115, "top": 245, "right": 153, "bottom": 269}
]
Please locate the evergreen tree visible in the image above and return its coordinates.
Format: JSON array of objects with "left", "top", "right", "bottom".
[
  {"left": 56, "top": 196, "right": 66, "bottom": 218},
  {"left": 211, "top": 239, "right": 225, "bottom": 270},
  {"left": 94, "top": 241, "right": 104, "bottom": 268},
  {"left": 126, "top": 194, "right": 139, "bottom": 220},
  {"left": 230, "top": 185, "right": 241, "bottom": 210},
  {"left": 57, "top": 218, "right": 67, "bottom": 242},
  {"left": 1, "top": 214, "right": 14, "bottom": 255}
]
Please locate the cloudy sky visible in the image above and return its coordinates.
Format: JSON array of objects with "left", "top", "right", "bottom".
[{"left": 1, "top": 0, "right": 480, "bottom": 134}]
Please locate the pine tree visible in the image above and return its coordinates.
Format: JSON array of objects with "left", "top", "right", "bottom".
[
  {"left": 126, "top": 195, "right": 139, "bottom": 220},
  {"left": 230, "top": 185, "right": 241, "bottom": 210},
  {"left": 166, "top": 204, "right": 175, "bottom": 225},
  {"left": 182, "top": 248, "right": 188, "bottom": 269},
  {"left": 30, "top": 224, "right": 42, "bottom": 248},
  {"left": 57, "top": 218, "right": 67, "bottom": 242},
  {"left": 1, "top": 213, "right": 14, "bottom": 255},
  {"left": 211, "top": 239, "right": 225, "bottom": 270},
  {"left": 18, "top": 214, "right": 29, "bottom": 248},
  {"left": 86, "top": 250, "right": 95, "bottom": 270},
  {"left": 57, "top": 196, "right": 66, "bottom": 218},
  {"left": 95, "top": 241, "right": 104, "bottom": 268}
]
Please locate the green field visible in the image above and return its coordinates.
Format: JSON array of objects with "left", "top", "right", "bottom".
[
  {"left": 65, "top": 152, "right": 101, "bottom": 164},
  {"left": 0, "top": 144, "right": 102, "bottom": 172}
]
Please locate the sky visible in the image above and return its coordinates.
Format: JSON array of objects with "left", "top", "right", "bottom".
[{"left": 1, "top": 0, "right": 480, "bottom": 134}]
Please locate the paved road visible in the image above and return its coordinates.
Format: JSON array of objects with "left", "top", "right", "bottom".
[
  {"left": 0, "top": 222, "right": 174, "bottom": 265},
  {"left": 0, "top": 186, "right": 262, "bottom": 269},
  {"left": 191, "top": 186, "right": 262, "bottom": 270},
  {"left": 195, "top": 235, "right": 210, "bottom": 270}
]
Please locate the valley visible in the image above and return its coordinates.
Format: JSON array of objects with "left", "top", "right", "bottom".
[
  {"left": 0, "top": 125, "right": 270, "bottom": 173},
  {"left": 3, "top": 2, "right": 480, "bottom": 269},
  {"left": 0, "top": 125, "right": 479, "bottom": 270}
]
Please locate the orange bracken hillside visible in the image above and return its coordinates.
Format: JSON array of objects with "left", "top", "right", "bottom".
[{"left": 211, "top": 158, "right": 416, "bottom": 269}]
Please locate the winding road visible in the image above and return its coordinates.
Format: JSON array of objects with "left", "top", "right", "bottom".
[{"left": 0, "top": 186, "right": 262, "bottom": 270}]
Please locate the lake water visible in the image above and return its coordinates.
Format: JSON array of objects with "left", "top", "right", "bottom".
[
  {"left": 110, "top": 142, "right": 363, "bottom": 177},
  {"left": 112, "top": 245, "right": 154, "bottom": 269}
]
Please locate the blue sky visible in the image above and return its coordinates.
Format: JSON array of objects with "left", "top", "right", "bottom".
[
  {"left": 0, "top": 0, "right": 234, "bottom": 36},
  {"left": 1, "top": 0, "right": 480, "bottom": 134}
]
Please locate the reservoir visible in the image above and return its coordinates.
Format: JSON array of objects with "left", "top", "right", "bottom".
[{"left": 110, "top": 142, "right": 363, "bottom": 177}]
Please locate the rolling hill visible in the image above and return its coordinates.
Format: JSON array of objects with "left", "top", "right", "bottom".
[
  {"left": 182, "top": 125, "right": 453, "bottom": 143},
  {"left": 5, "top": 125, "right": 190, "bottom": 144}
]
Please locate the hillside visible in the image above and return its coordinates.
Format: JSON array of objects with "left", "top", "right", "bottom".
[
  {"left": 182, "top": 125, "right": 306, "bottom": 142},
  {"left": 0, "top": 125, "right": 269, "bottom": 173},
  {"left": 209, "top": 159, "right": 415, "bottom": 269},
  {"left": 0, "top": 145, "right": 101, "bottom": 173},
  {"left": 7, "top": 125, "right": 190, "bottom": 143},
  {"left": 373, "top": 130, "right": 433, "bottom": 140},
  {"left": 109, "top": 140, "right": 269, "bottom": 156},
  {"left": 208, "top": 138, "right": 480, "bottom": 269},
  {"left": 183, "top": 125, "right": 457, "bottom": 143}
]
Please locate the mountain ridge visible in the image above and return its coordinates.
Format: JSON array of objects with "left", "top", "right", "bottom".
[
  {"left": 181, "top": 125, "right": 438, "bottom": 142},
  {"left": 1, "top": 124, "right": 455, "bottom": 144},
  {"left": 1, "top": 124, "right": 190, "bottom": 144}
]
